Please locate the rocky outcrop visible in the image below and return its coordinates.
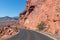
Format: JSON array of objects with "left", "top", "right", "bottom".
[
  {"left": 19, "top": 0, "right": 60, "bottom": 35},
  {"left": 0, "top": 25, "right": 17, "bottom": 39}
]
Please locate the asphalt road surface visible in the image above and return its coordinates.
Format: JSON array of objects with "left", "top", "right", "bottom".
[{"left": 6, "top": 29, "right": 54, "bottom": 40}]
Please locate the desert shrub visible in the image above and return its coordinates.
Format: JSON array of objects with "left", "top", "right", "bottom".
[
  {"left": 13, "top": 27, "right": 18, "bottom": 32},
  {"left": 55, "top": 30, "right": 58, "bottom": 34},
  {"left": 25, "top": 27, "right": 27, "bottom": 29},
  {"left": 37, "top": 22, "right": 46, "bottom": 31}
]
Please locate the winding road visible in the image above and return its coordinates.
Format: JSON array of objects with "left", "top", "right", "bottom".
[{"left": 6, "top": 29, "right": 54, "bottom": 40}]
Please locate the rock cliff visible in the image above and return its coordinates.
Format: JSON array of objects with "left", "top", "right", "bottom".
[{"left": 19, "top": 0, "right": 60, "bottom": 35}]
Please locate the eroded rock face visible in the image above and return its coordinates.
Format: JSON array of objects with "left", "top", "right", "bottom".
[
  {"left": 19, "top": 0, "right": 60, "bottom": 35},
  {"left": 0, "top": 25, "right": 17, "bottom": 39}
]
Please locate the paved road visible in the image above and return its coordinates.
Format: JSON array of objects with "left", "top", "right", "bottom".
[{"left": 6, "top": 29, "right": 54, "bottom": 40}]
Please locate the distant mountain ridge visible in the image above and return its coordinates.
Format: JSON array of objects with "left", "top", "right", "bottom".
[
  {"left": 0, "top": 16, "right": 18, "bottom": 21},
  {"left": 0, "top": 16, "right": 18, "bottom": 26}
]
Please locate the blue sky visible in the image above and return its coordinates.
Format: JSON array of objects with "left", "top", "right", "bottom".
[{"left": 0, "top": 0, "right": 26, "bottom": 17}]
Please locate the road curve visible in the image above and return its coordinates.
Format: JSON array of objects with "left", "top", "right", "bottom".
[{"left": 6, "top": 29, "right": 54, "bottom": 40}]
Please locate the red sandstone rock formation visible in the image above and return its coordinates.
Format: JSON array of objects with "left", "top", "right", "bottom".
[
  {"left": 19, "top": 0, "right": 60, "bottom": 35},
  {"left": 0, "top": 25, "right": 17, "bottom": 38}
]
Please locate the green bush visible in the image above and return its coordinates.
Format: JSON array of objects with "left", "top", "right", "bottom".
[{"left": 37, "top": 22, "right": 46, "bottom": 31}]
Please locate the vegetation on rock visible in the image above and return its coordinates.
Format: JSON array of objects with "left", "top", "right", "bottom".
[{"left": 37, "top": 22, "right": 46, "bottom": 31}]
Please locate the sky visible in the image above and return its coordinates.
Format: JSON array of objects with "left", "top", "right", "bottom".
[{"left": 0, "top": 0, "right": 26, "bottom": 17}]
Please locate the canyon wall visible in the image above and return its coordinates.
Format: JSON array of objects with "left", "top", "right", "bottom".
[{"left": 19, "top": 0, "right": 60, "bottom": 35}]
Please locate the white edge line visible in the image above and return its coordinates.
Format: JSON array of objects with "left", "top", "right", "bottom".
[{"left": 35, "top": 31, "right": 57, "bottom": 40}]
